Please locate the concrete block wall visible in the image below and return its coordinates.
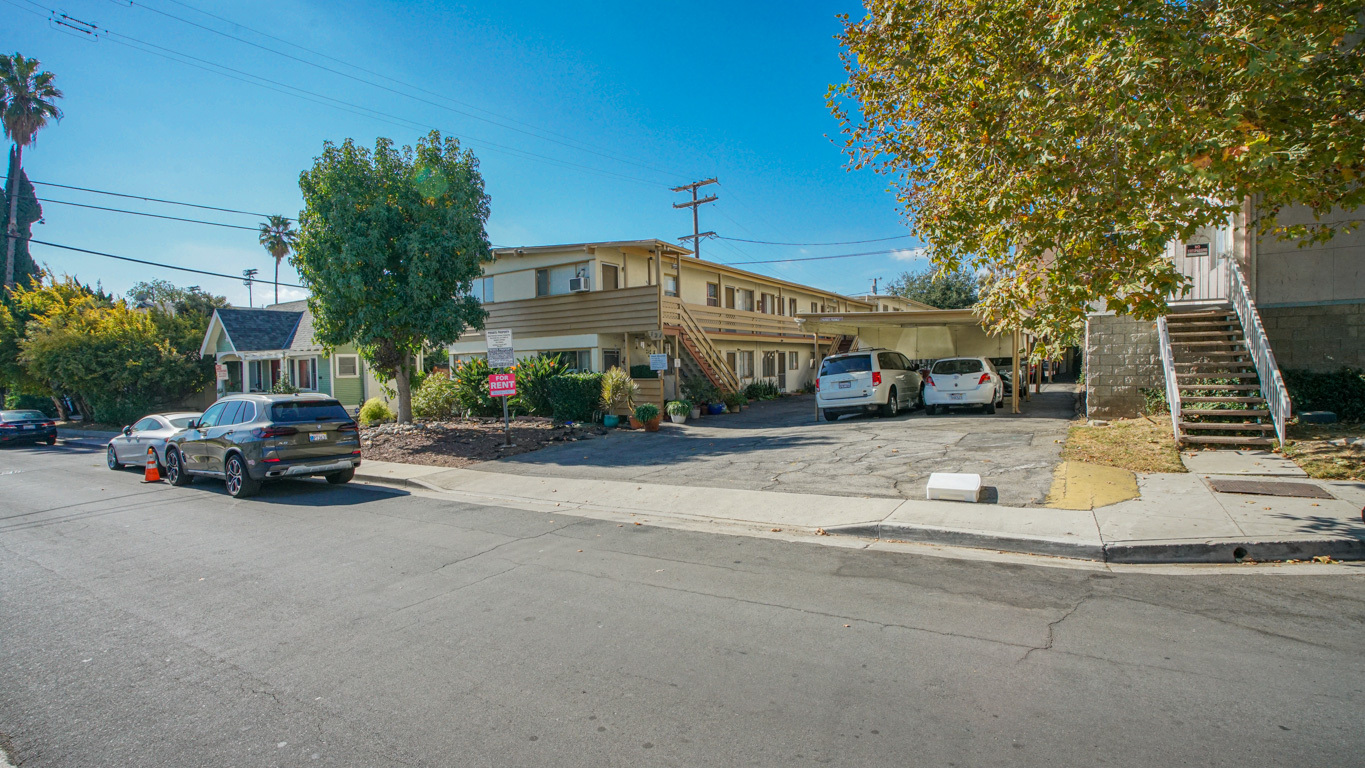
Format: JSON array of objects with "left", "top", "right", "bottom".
[
  {"left": 1260, "top": 302, "right": 1365, "bottom": 372},
  {"left": 1084, "top": 314, "right": 1162, "bottom": 419}
]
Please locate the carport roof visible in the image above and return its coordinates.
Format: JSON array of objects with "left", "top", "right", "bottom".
[{"left": 795, "top": 309, "right": 1014, "bottom": 360}]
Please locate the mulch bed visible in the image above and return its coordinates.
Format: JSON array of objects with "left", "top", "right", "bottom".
[{"left": 360, "top": 416, "right": 608, "bottom": 468}]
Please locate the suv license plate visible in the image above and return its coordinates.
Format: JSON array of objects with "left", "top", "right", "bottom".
[
  {"left": 309, "top": 433, "right": 327, "bottom": 442},
  {"left": 838, "top": 381, "right": 852, "bottom": 389}
]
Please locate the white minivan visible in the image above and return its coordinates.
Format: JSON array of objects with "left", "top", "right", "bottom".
[
  {"left": 923, "top": 357, "right": 1004, "bottom": 415},
  {"left": 816, "top": 349, "right": 923, "bottom": 421}
]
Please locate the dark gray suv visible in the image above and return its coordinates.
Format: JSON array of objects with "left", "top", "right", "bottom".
[{"left": 164, "top": 393, "right": 361, "bottom": 498}]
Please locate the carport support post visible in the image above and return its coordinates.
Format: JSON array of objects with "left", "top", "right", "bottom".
[
  {"left": 812, "top": 332, "right": 821, "bottom": 422},
  {"left": 1011, "top": 329, "right": 1021, "bottom": 414}
]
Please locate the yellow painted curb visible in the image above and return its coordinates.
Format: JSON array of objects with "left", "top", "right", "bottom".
[{"left": 1045, "top": 461, "right": 1139, "bottom": 511}]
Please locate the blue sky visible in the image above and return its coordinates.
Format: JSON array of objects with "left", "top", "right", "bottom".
[{"left": 2, "top": 0, "right": 929, "bottom": 306}]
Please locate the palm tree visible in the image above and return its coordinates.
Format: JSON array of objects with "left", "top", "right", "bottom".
[
  {"left": 258, "top": 215, "right": 298, "bottom": 305},
  {"left": 1, "top": 52, "right": 63, "bottom": 289}
]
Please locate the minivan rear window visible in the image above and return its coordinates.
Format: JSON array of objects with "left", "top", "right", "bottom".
[
  {"left": 820, "top": 356, "right": 872, "bottom": 375},
  {"left": 932, "top": 359, "right": 984, "bottom": 375},
  {"left": 270, "top": 400, "right": 352, "bottom": 422}
]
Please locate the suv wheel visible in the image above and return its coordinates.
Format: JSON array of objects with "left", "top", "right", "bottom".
[
  {"left": 224, "top": 453, "right": 260, "bottom": 498},
  {"left": 325, "top": 467, "right": 355, "bottom": 485},
  {"left": 165, "top": 448, "right": 191, "bottom": 486},
  {"left": 880, "top": 387, "right": 899, "bottom": 417}
]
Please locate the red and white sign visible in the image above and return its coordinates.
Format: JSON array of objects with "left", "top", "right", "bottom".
[
  {"left": 489, "top": 372, "right": 516, "bottom": 397},
  {"left": 215, "top": 364, "right": 229, "bottom": 381}
]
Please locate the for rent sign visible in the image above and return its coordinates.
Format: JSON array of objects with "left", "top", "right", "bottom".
[{"left": 489, "top": 372, "right": 517, "bottom": 398}]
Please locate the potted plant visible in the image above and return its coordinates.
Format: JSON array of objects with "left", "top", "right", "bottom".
[
  {"left": 689, "top": 403, "right": 701, "bottom": 420},
  {"left": 600, "top": 367, "right": 637, "bottom": 428},
  {"left": 666, "top": 400, "right": 691, "bottom": 424},
  {"left": 635, "top": 403, "right": 662, "bottom": 432},
  {"left": 724, "top": 391, "right": 744, "bottom": 413}
]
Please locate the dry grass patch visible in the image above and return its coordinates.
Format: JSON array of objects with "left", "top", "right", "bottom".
[
  {"left": 1062, "top": 416, "right": 1186, "bottom": 474},
  {"left": 1283, "top": 423, "right": 1364, "bottom": 481}
]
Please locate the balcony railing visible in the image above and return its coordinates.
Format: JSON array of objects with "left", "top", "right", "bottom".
[{"left": 458, "top": 285, "right": 662, "bottom": 340}]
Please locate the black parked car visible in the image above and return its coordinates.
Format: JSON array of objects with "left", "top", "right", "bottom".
[
  {"left": 163, "top": 393, "right": 361, "bottom": 498},
  {"left": 0, "top": 409, "right": 57, "bottom": 445}
]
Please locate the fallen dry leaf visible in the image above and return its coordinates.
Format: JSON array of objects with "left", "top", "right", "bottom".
[
  {"left": 1313, "top": 555, "right": 1338, "bottom": 564},
  {"left": 816, "top": 528, "right": 829, "bottom": 536},
  {"left": 771, "top": 528, "right": 782, "bottom": 532},
  {"left": 634, "top": 522, "right": 642, "bottom": 526},
  {"left": 843, "top": 624, "right": 851, "bottom": 628}
]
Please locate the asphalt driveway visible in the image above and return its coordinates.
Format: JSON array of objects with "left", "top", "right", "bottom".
[{"left": 485, "top": 382, "right": 1078, "bottom": 507}]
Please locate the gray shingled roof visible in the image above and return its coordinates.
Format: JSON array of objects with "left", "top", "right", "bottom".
[
  {"left": 267, "top": 301, "right": 324, "bottom": 353},
  {"left": 215, "top": 308, "right": 303, "bottom": 352}
]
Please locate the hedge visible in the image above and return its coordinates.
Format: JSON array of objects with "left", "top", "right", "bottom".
[
  {"left": 1283, "top": 368, "right": 1365, "bottom": 422},
  {"left": 546, "top": 373, "right": 604, "bottom": 423}
]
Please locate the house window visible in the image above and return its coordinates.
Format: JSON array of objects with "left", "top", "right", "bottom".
[
  {"left": 788, "top": 351, "right": 798, "bottom": 370},
  {"left": 535, "top": 268, "right": 550, "bottom": 297},
  {"left": 292, "top": 357, "right": 318, "bottom": 390},
  {"left": 601, "top": 264, "right": 620, "bottom": 291},
  {"left": 335, "top": 354, "right": 360, "bottom": 378},
  {"left": 706, "top": 283, "right": 720, "bottom": 307},
  {"left": 247, "top": 360, "right": 279, "bottom": 392},
  {"left": 665, "top": 275, "right": 678, "bottom": 298},
  {"left": 725, "top": 286, "right": 736, "bottom": 309},
  {"left": 602, "top": 349, "right": 621, "bottom": 371},
  {"left": 789, "top": 298, "right": 798, "bottom": 316}
]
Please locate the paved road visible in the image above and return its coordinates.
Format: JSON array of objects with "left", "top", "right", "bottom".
[
  {"left": 2, "top": 443, "right": 1362, "bottom": 767},
  {"left": 488, "top": 385, "right": 1076, "bottom": 506}
]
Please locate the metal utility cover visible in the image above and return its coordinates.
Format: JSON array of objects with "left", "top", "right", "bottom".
[{"left": 1207, "top": 479, "right": 1334, "bottom": 499}]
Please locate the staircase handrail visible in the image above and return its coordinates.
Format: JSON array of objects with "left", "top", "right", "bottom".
[
  {"left": 1224, "top": 254, "right": 1290, "bottom": 445},
  {"left": 662, "top": 297, "right": 741, "bottom": 392},
  {"left": 1156, "top": 315, "right": 1183, "bottom": 443}
]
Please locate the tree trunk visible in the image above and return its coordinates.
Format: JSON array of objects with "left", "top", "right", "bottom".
[
  {"left": 5, "top": 144, "right": 22, "bottom": 289},
  {"left": 50, "top": 395, "right": 69, "bottom": 421},
  {"left": 394, "top": 352, "right": 414, "bottom": 424},
  {"left": 274, "top": 256, "right": 280, "bottom": 305}
]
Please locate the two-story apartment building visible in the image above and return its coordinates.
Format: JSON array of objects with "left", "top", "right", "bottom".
[{"left": 449, "top": 240, "right": 875, "bottom": 399}]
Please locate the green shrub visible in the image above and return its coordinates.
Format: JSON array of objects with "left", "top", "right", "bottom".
[
  {"left": 634, "top": 402, "right": 660, "bottom": 422},
  {"left": 270, "top": 373, "right": 300, "bottom": 395},
  {"left": 744, "top": 381, "right": 781, "bottom": 401},
  {"left": 681, "top": 376, "right": 719, "bottom": 404},
  {"left": 358, "top": 397, "right": 394, "bottom": 425},
  {"left": 1284, "top": 368, "right": 1365, "bottom": 422},
  {"left": 1140, "top": 387, "right": 1168, "bottom": 415},
  {"left": 666, "top": 400, "right": 691, "bottom": 416},
  {"left": 450, "top": 357, "right": 503, "bottom": 416},
  {"left": 629, "top": 364, "right": 659, "bottom": 380},
  {"left": 412, "top": 370, "right": 459, "bottom": 419},
  {"left": 546, "top": 373, "right": 603, "bottom": 423},
  {"left": 513, "top": 354, "right": 569, "bottom": 416},
  {"left": 723, "top": 391, "right": 744, "bottom": 408},
  {"left": 4, "top": 393, "right": 57, "bottom": 416}
]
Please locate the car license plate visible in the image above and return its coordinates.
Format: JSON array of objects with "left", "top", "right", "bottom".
[
  {"left": 309, "top": 433, "right": 327, "bottom": 442},
  {"left": 20, "top": 425, "right": 32, "bottom": 430},
  {"left": 838, "top": 381, "right": 852, "bottom": 389},
  {"left": 950, "top": 393, "right": 964, "bottom": 401}
]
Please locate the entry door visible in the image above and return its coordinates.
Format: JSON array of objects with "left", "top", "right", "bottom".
[{"left": 777, "top": 354, "right": 787, "bottom": 391}]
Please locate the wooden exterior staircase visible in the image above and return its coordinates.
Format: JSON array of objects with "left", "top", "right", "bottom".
[
  {"left": 661, "top": 298, "right": 741, "bottom": 394},
  {"left": 1164, "top": 304, "right": 1277, "bottom": 448},
  {"left": 831, "top": 334, "right": 858, "bottom": 355}
]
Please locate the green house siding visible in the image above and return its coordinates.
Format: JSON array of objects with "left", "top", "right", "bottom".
[
  {"left": 331, "top": 345, "right": 365, "bottom": 409},
  {"left": 317, "top": 355, "right": 332, "bottom": 396},
  {"left": 215, "top": 333, "right": 234, "bottom": 354}
]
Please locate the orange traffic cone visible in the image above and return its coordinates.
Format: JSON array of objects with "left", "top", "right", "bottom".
[{"left": 142, "top": 446, "right": 162, "bottom": 483}]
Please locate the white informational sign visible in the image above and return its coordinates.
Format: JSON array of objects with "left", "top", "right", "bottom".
[
  {"left": 214, "top": 364, "right": 229, "bottom": 381},
  {"left": 649, "top": 353, "right": 668, "bottom": 372},
  {"left": 485, "top": 329, "right": 515, "bottom": 368}
]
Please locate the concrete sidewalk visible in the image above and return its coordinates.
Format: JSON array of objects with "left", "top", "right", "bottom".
[{"left": 355, "top": 453, "right": 1365, "bottom": 564}]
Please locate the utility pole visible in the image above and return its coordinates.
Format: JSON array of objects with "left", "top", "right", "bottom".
[
  {"left": 242, "top": 268, "right": 258, "bottom": 307},
  {"left": 671, "top": 178, "right": 718, "bottom": 260}
]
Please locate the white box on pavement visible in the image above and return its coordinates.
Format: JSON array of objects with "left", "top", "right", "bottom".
[{"left": 926, "top": 472, "right": 982, "bottom": 503}]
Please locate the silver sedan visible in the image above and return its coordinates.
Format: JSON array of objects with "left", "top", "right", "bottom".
[{"left": 106, "top": 412, "right": 201, "bottom": 470}]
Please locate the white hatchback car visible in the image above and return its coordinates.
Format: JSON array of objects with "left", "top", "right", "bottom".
[
  {"left": 816, "top": 349, "right": 923, "bottom": 421},
  {"left": 923, "top": 357, "right": 1004, "bottom": 415}
]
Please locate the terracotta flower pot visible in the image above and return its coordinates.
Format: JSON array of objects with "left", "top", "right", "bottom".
[
  {"left": 628, "top": 416, "right": 643, "bottom": 429},
  {"left": 644, "top": 417, "right": 662, "bottom": 432}
]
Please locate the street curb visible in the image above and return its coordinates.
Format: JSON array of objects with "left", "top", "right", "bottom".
[
  {"left": 353, "top": 470, "right": 447, "bottom": 494},
  {"left": 57, "top": 428, "right": 120, "bottom": 440},
  {"left": 828, "top": 521, "right": 1365, "bottom": 564}
]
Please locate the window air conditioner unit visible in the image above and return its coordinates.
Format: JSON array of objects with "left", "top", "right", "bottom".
[{"left": 568, "top": 276, "right": 591, "bottom": 293}]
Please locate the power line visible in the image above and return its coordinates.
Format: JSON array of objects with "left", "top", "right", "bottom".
[
  {"left": 27, "top": 239, "right": 305, "bottom": 288},
  {"left": 12, "top": 178, "right": 284, "bottom": 219},
  {"left": 722, "top": 246, "right": 929, "bottom": 266},
  {"left": 718, "top": 233, "right": 916, "bottom": 246},
  {"left": 29, "top": 196, "right": 262, "bottom": 231}
]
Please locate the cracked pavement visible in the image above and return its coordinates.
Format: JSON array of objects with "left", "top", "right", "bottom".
[
  {"left": 482, "top": 384, "right": 1078, "bottom": 507},
  {"left": 2, "top": 443, "right": 1363, "bottom": 766}
]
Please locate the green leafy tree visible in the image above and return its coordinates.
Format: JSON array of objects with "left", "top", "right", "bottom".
[
  {"left": 258, "top": 215, "right": 298, "bottom": 305},
  {"left": 831, "top": 1, "right": 1365, "bottom": 354},
  {"left": 1, "top": 52, "right": 62, "bottom": 289},
  {"left": 293, "top": 130, "right": 492, "bottom": 422},
  {"left": 887, "top": 267, "right": 979, "bottom": 309},
  {"left": 0, "top": 157, "right": 42, "bottom": 288},
  {"left": 0, "top": 275, "right": 105, "bottom": 415}
]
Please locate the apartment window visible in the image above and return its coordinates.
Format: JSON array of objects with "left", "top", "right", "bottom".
[
  {"left": 548, "top": 350, "right": 592, "bottom": 372},
  {"left": 790, "top": 298, "right": 798, "bottom": 316},
  {"left": 811, "top": 301, "right": 818, "bottom": 313},
  {"left": 706, "top": 282, "right": 720, "bottom": 307},
  {"left": 466, "top": 276, "right": 494, "bottom": 303},
  {"left": 761, "top": 351, "right": 777, "bottom": 377},
  {"left": 335, "top": 354, "right": 360, "bottom": 378},
  {"left": 535, "top": 269, "right": 550, "bottom": 297},
  {"left": 788, "top": 351, "right": 798, "bottom": 370},
  {"left": 777, "top": 296, "right": 785, "bottom": 316},
  {"left": 738, "top": 289, "right": 755, "bottom": 312},
  {"left": 761, "top": 293, "right": 777, "bottom": 314},
  {"left": 725, "top": 286, "right": 736, "bottom": 309},
  {"left": 737, "top": 350, "right": 754, "bottom": 378},
  {"left": 665, "top": 275, "right": 678, "bottom": 298},
  {"left": 601, "top": 264, "right": 619, "bottom": 291},
  {"left": 882, "top": 304, "right": 889, "bottom": 312},
  {"left": 602, "top": 349, "right": 621, "bottom": 371},
  {"left": 292, "top": 357, "right": 318, "bottom": 390}
]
